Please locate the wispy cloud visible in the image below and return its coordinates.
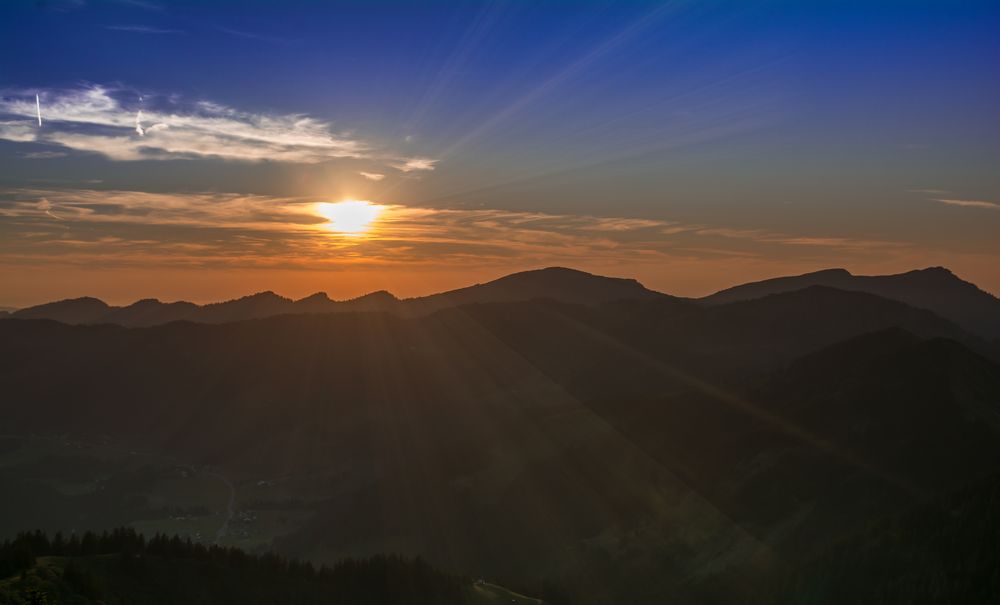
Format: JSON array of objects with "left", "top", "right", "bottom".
[
  {"left": 694, "top": 226, "right": 901, "bottom": 250},
  {"left": 22, "top": 151, "right": 68, "bottom": 159},
  {"left": 104, "top": 25, "right": 183, "bottom": 35},
  {"left": 0, "top": 85, "right": 418, "bottom": 164},
  {"left": 934, "top": 198, "right": 1000, "bottom": 211},
  {"left": 0, "top": 121, "right": 37, "bottom": 142},
  {"left": 360, "top": 172, "right": 386, "bottom": 181},
  {"left": 390, "top": 158, "right": 437, "bottom": 173},
  {"left": 217, "top": 27, "right": 290, "bottom": 45},
  {"left": 0, "top": 188, "right": 913, "bottom": 272},
  {"left": 907, "top": 188, "right": 951, "bottom": 195}
]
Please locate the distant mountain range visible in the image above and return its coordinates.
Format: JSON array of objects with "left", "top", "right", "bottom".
[
  {"left": 4, "top": 265, "right": 998, "bottom": 340},
  {"left": 701, "top": 266, "right": 1000, "bottom": 339},
  {"left": 3, "top": 265, "right": 1000, "bottom": 603},
  {"left": 3, "top": 267, "right": 664, "bottom": 327},
  {"left": 2, "top": 273, "right": 1000, "bottom": 603}
]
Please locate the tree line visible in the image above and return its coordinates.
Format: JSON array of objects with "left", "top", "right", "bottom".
[{"left": 1, "top": 527, "right": 469, "bottom": 604}]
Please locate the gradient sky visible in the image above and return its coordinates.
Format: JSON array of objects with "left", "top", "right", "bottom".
[{"left": 1, "top": 0, "right": 998, "bottom": 307}]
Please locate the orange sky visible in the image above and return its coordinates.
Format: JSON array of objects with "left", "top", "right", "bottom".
[
  {"left": 1, "top": 190, "right": 997, "bottom": 308},
  {"left": 2, "top": 252, "right": 997, "bottom": 309}
]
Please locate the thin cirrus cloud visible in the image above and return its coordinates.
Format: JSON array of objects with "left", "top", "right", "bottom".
[
  {"left": 0, "top": 188, "right": 915, "bottom": 271},
  {"left": 390, "top": 158, "right": 437, "bottom": 173},
  {"left": 22, "top": 151, "right": 68, "bottom": 159},
  {"left": 360, "top": 172, "right": 386, "bottom": 181},
  {"left": 934, "top": 198, "right": 1000, "bottom": 211},
  {"left": 104, "top": 25, "right": 183, "bottom": 35},
  {"left": 0, "top": 85, "right": 435, "bottom": 168},
  {"left": 0, "top": 121, "right": 37, "bottom": 142}
]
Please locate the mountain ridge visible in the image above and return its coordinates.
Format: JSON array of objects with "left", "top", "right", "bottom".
[
  {"left": 2, "top": 285, "right": 999, "bottom": 604},
  {"left": 7, "top": 267, "right": 666, "bottom": 327},
  {"left": 6, "top": 265, "right": 1000, "bottom": 340},
  {"left": 700, "top": 266, "right": 1000, "bottom": 339}
]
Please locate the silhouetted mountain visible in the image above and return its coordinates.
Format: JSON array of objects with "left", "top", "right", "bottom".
[
  {"left": 701, "top": 266, "right": 1000, "bottom": 339},
  {"left": 103, "top": 298, "right": 200, "bottom": 327},
  {"left": 407, "top": 266, "right": 665, "bottom": 312},
  {"left": 11, "top": 296, "right": 111, "bottom": 324},
  {"left": 4, "top": 267, "right": 665, "bottom": 327},
  {"left": 195, "top": 291, "right": 294, "bottom": 323},
  {"left": 2, "top": 280, "right": 999, "bottom": 604},
  {"left": 343, "top": 290, "right": 403, "bottom": 312}
]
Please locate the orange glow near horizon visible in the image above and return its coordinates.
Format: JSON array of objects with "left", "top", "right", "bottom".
[{"left": 315, "top": 200, "right": 385, "bottom": 236}]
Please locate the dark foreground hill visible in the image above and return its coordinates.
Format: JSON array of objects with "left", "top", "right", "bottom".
[
  {"left": 755, "top": 469, "right": 1000, "bottom": 604},
  {"left": 2, "top": 282, "right": 1000, "bottom": 604}
]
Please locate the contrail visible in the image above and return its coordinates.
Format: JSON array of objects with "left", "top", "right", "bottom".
[{"left": 35, "top": 94, "right": 42, "bottom": 126}]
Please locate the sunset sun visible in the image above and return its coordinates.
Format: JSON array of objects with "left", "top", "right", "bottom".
[{"left": 315, "top": 200, "right": 385, "bottom": 235}]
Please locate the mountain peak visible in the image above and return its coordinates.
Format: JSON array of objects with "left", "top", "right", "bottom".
[
  {"left": 296, "top": 292, "right": 331, "bottom": 304},
  {"left": 410, "top": 265, "right": 664, "bottom": 312},
  {"left": 351, "top": 290, "right": 398, "bottom": 302},
  {"left": 804, "top": 268, "right": 852, "bottom": 277},
  {"left": 12, "top": 296, "right": 111, "bottom": 324},
  {"left": 922, "top": 266, "right": 954, "bottom": 275},
  {"left": 703, "top": 265, "right": 999, "bottom": 338},
  {"left": 216, "top": 290, "right": 292, "bottom": 306},
  {"left": 909, "top": 266, "right": 959, "bottom": 280},
  {"left": 250, "top": 290, "right": 285, "bottom": 300}
]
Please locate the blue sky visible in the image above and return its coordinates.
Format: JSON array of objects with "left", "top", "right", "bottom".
[{"left": 0, "top": 0, "right": 998, "bottom": 305}]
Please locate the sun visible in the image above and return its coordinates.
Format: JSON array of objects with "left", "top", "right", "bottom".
[{"left": 315, "top": 200, "right": 385, "bottom": 235}]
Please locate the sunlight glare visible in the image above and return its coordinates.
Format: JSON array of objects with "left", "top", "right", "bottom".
[{"left": 315, "top": 200, "right": 385, "bottom": 235}]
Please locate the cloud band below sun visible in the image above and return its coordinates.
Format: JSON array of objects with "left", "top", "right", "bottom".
[{"left": 0, "top": 187, "right": 922, "bottom": 273}]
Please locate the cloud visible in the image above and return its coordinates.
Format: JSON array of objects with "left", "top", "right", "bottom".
[
  {"left": 694, "top": 227, "right": 902, "bottom": 250},
  {"left": 0, "top": 121, "right": 36, "bottom": 142},
  {"left": 907, "top": 188, "right": 951, "bottom": 195},
  {"left": 0, "top": 188, "right": 914, "bottom": 272},
  {"left": 104, "top": 25, "right": 183, "bottom": 35},
  {"left": 360, "top": 172, "right": 385, "bottom": 181},
  {"left": 0, "top": 85, "right": 413, "bottom": 164},
  {"left": 934, "top": 198, "right": 1000, "bottom": 211},
  {"left": 217, "top": 27, "right": 290, "bottom": 45},
  {"left": 22, "top": 151, "right": 68, "bottom": 159},
  {"left": 390, "top": 157, "right": 437, "bottom": 172}
]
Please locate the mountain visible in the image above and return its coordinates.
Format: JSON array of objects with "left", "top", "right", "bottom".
[
  {"left": 700, "top": 266, "right": 1000, "bottom": 339},
  {"left": 406, "top": 266, "right": 665, "bottom": 313},
  {"left": 5, "top": 267, "right": 663, "bottom": 327},
  {"left": 9, "top": 296, "right": 111, "bottom": 324},
  {"left": 756, "top": 468, "right": 1000, "bottom": 604},
  {"left": 575, "top": 324, "right": 1000, "bottom": 577},
  {"left": 103, "top": 298, "right": 200, "bottom": 327},
  {"left": 2, "top": 282, "right": 998, "bottom": 604}
]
